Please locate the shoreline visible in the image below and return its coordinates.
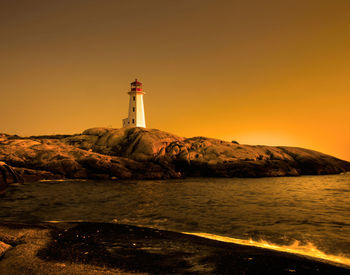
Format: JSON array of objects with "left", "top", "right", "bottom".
[
  {"left": 0, "top": 221, "right": 349, "bottom": 274},
  {"left": 32, "top": 172, "right": 350, "bottom": 183}
]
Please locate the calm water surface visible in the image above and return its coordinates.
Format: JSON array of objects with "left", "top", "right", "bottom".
[{"left": 1, "top": 174, "right": 350, "bottom": 257}]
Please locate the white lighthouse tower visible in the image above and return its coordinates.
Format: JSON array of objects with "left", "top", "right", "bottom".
[{"left": 122, "top": 79, "right": 146, "bottom": 128}]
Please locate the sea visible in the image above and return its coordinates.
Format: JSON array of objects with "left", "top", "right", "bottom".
[{"left": 1, "top": 174, "right": 350, "bottom": 266}]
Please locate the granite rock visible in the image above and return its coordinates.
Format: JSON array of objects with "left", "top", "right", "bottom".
[{"left": 0, "top": 127, "right": 349, "bottom": 182}]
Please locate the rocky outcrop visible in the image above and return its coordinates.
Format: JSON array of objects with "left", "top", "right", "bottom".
[
  {"left": 0, "top": 135, "right": 179, "bottom": 182},
  {"left": 0, "top": 241, "right": 11, "bottom": 258},
  {"left": 0, "top": 161, "right": 23, "bottom": 194},
  {"left": 63, "top": 127, "right": 350, "bottom": 178},
  {"left": 0, "top": 127, "right": 349, "bottom": 181},
  {"left": 64, "top": 127, "right": 184, "bottom": 162}
]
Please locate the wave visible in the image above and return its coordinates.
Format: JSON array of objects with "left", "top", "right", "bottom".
[
  {"left": 183, "top": 232, "right": 350, "bottom": 268},
  {"left": 46, "top": 220, "right": 88, "bottom": 223},
  {"left": 45, "top": 221, "right": 350, "bottom": 268}
]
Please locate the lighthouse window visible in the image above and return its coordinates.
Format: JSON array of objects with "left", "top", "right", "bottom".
[
  {"left": 133, "top": 96, "right": 135, "bottom": 101},
  {"left": 133, "top": 107, "right": 135, "bottom": 112},
  {"left": 132, "top": 119, "right": 135, "bottom": 124}
]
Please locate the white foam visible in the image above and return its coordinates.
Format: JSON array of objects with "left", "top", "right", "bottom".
[{"left": 183, "top": 232, "right": 350, "bottom": 268}]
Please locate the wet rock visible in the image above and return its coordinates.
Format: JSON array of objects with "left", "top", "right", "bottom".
[
  {"left": 14, "top": 167, "right": 62, "bottom": 182},
  {"left": 0, "top": 162, "right": 23, "bottom": 194},
  {"left": 1, "top": 222, "right": 349, "bottom": 274},
  {"left": 0, "top": 241, "right": 11, "bottom": 258}
]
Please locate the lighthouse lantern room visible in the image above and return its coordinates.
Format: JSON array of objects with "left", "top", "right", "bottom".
[{"left": 122, "top": 79, "right": 146, "bottom": 128}]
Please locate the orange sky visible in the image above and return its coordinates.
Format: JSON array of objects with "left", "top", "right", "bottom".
[{"left": 0, "top": 0, "right": 349, "bottom": 161}]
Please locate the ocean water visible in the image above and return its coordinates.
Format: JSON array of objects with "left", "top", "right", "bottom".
[{"left": 1, "top": 174, "right": 350, "bottom": 264}]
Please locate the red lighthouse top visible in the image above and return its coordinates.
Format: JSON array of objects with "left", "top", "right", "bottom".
[{"left": 130, "top": 79, "right": 143, "bottom": 91}]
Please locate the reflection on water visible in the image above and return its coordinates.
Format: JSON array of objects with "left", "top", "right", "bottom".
[{"left": 1, "top": 174, "right": 350, "bottom": 263}]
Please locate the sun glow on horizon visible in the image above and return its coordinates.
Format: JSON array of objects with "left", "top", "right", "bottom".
[
  {"left": 222, "top": 131, "right": 301, "bottom": 147},
  {"left": 0, "top": 0, "right": 349, "bottom": 161}
]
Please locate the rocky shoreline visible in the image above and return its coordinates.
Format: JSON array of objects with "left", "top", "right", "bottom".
[
  {"left": 0, "top": 127, "right": 349, "bottom": 184},
  {"left": 0, "top": 221, "right": 349, "bottom": 274}
]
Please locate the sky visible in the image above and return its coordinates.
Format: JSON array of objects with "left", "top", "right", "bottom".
[{"left": 0, "top": 0, "right": 349, "bottom": 161}]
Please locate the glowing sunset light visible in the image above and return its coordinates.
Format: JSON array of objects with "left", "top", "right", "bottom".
[
  {"left": 0, "top": 0, "right": 349, "bottom": 160},
  {"left": 223, "top": 131, "right": 301, "bottom": 148},
  {"left": 184, "top": 232, "right": 350, "bottom": 268}
]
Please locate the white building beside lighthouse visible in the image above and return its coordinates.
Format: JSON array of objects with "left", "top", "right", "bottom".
[{"left": 122, "top": 79, "right": 146, "bottom": 128}]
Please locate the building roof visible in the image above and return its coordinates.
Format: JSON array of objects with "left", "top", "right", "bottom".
[{"left": 131, "top": 79, "right": 142, "bottom": 86}]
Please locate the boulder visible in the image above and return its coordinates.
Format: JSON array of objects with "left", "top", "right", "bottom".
[
  {"left": 0, "top": 241, "right": 11, "bottom": 258},
  {"left": 0, "top": 161, "right": 23, "bottom": 194},
  {"left": 65, "top": 127, "right": 183, "bottom": 161}
]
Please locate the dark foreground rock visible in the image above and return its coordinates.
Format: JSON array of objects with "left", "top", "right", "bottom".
[
  {"left": 0, "top": 127, "right": 349, "bottom": 182},
  {"left": 0, "top": 162, "right": 23, "bottom": 194},
  {"left": 0, "top": 222, "right": 349, "bottom": 275}
]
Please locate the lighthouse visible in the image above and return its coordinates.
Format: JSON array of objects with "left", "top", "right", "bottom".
[{"left": 122, "top": 79, "right": 146, "bottom": 128}]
